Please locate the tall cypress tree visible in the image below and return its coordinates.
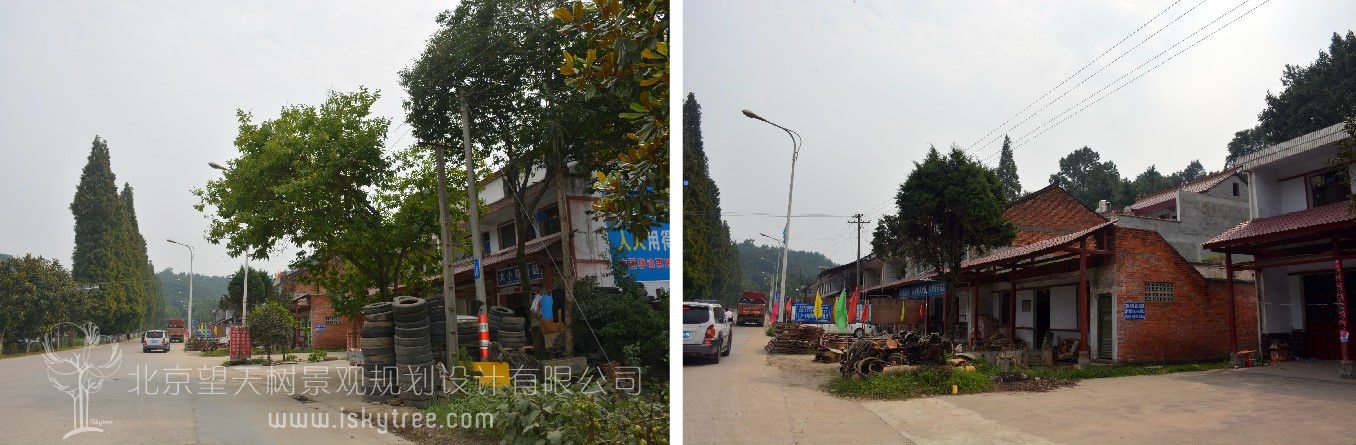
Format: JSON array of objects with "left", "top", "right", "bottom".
[
  {"left": 682, "top": 93, "right": 743, "bottom": 302},
  {"left": 122, "top": 183, "right": 163, "bottom": 329},
  {"left": 70, "top": 136, "right": 140, "bottom": 333},
  {"left": 996, "top": 135, "right": 1022, "bottom": 203}
]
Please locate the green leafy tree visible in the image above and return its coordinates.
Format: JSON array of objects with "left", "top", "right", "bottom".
[
  {"left": 248, "top": 301, "right": 297, "bottom": 364},
  {"left": 194, "top": 89, "right": 461, "bottom": 345},
  {"left": 1178, "top": 160, "right": 1206, "bottom": 183},
  {"left": 120, "top": 183, "right": 164, "bottom": 329},
  {"left": 995, "top": 135, "right": 1022, "bottom": 203},
  {"left": 1227, "top": 31, "right": 1356, "bottom": 165},
  {"left": 0, "top": 255, "right": 87, "bottom": 352},
  {"left": 874, "top": 146, "right": 1015, "bottom": 337},
  {"left": 70, "top": 136, "right": 143, "bottom": 334},
  {"left": 1328, "top": 117, "right": 1356, "bottom": 214},
  {"left": 1049, "top": 146, "right": 1125, "bottom": 209},
  {"left": 556, "top": 0, "right": 670, "bottom": 238},
  {"left": 216, "top": 267, "right": 280, "bottom": 317}
]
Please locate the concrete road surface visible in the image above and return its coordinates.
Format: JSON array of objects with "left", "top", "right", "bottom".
[
  {"left": 0, "top": 339, "right": 412, "bottom": 444},
  {"left": 685, "top": 325, "right": 1356, "bottom": 444}
]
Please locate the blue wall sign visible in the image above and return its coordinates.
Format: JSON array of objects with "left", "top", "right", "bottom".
[
  {"left": 315, "top": 324, "right": 326, "bottom": 332},
  {"left": 495, "top": 263, "right": 545, "bottom": 287},
  {"left": 791, "top": 303, "right": 832, "bottom": 323},
  {"left": 1124, "top": 302, "right": 1145, "bottom": 320},
  {"left": 897, "top": 281, "right": 946, "bottom": 299},
  {"left": 607, "top": 223, "right": 671, "bottom": 282},
  {"left": 473, "top": 258, "right": 481, "bottom": 279}
]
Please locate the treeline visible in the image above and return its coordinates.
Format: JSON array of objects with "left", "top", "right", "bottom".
[
  {"left": 736, "top": 239, "right": 837, "bottom": 302},
  {"left": 682, "top": 93, "right": 743, "bottom": 301},
  {"left": 157, "top": 268, "right": 230, "bottom": 325}
]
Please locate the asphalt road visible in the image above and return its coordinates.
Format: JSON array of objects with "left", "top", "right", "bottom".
[
  {"left": 685, "top": 325, "right": 1356, "bottom": 444},
  {"left": 0, "top": 339, "right": 412, "bottom": 444}
]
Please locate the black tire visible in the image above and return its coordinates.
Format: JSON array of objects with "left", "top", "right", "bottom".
[
  {"left": 362, "top": 346, "right": 394, "bottom": 357},
  {"left": 365, "top": 353, "right": 396, "bottom": 364},
  {"left": 395, "top": 336, "right": 428, "bottom": 347},
  {"left": 502, "top": 316, "right": 525, "bottom": 326},
  {"left": 429, "top": 312, "right": 446, "bottom": 322},
  {"left": 393, "top": 296, "right": 427, "bottom": 314},
  {"left": 361, "top": 325, "right": 393, "bottom": 338},
  {"left": 396, "top": 344, "right": 431, "bottom": 356},
  {"left": 395, "top": 326, "right": 430, "bottom": 339},
  {"left": 490, "top": 306, "right": 514, "bottom": 317},
  {"left": 710, "top": 350, "right": 720, "bottom": 364},
  {"left": 853, "top": 328, "right": 865, "bottom": 338},
  {"left": 365, "top": 311, "right": 393, "bottom": 323},
  {"left": 397, "top": 353, "right": 433, "bottom": 365},
  {"left": 396, "top": 319, "right": 431, "bottom": 330},
  {"left": 394, "top": 310, "right": 430, "bottom": 323},
  {"left": 722, "top": 334, "right": 732, "bottom": 356},
  {"left": 363, "top": 302, "right": 393, "bottom": 315},
  {"left": 430, "top": 322, "right": 447, "bottom": 333},
  {"left": 359, "top": 337, "right": 392, "bottom": 348}
]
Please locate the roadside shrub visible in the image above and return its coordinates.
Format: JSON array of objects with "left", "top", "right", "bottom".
[
  {"left": 425, "top": 382, "right": 670, "bottom": 444},
  {"left": 828, "top": 365, "right": 994, "bottom": 399},
  {"left": 571, "top": 276, "right": 667, "bottom": 372},
  {"left": 307, "top": 350, "right": 327, "bottom": 362}
]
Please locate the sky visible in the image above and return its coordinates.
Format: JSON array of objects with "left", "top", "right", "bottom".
[
  {"left": 685, "top": 0, "right": 1356, "bottom": 266},
  {"left": 0, "top": 1, "right": 452, "bottom": 277}
]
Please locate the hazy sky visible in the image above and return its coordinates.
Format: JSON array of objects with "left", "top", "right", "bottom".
[
  {"left": 0, "top": 2, "right": 451, "bottom": 276},
  {"left": 686, "top": 0, "right": 1356, "bottom": 267}
]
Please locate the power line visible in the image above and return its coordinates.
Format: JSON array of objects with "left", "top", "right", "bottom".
[
  {"left": 967, "top": 0, "right": 1189, "bottom": 158},
  {"left": 1009, "top": 0, "right": 1272, "bottom": 152}
]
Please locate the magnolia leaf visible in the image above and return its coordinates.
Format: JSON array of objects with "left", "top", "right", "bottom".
[{"left": 551, "top": 7, "right": 574, "bottom": 22}]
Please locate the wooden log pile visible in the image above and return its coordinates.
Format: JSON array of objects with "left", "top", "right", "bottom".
[{"left": 765, "top": 324, "right": 825, "bottom": 354}]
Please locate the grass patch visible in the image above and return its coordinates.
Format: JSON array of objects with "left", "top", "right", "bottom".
[
  {"left": 200, "top": 349, "right": 228, "bottom": 357},
  {"left": 828, "top": 365, "right": 995, "bottom": 399},
  {"left": 766, "top": 325, "right": 776, "bottom": 337},
  {"left": 1021, "top": 361, "right": 1227, "bottom": 380}
]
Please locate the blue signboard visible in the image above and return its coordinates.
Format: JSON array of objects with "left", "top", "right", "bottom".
[
  {"left": 495, "top": 263, "right": 545, "bottom": 287},
  {"left": 473, "top": 258, "right": 481, "bottom": 279},
  {"left": 897, "top": 281, "right": 946, "bottom": 299},
  {"left": 1124, "top": 302, "right": 1145, "bottom": 320},
  {"left": 791, "top": 303, "right": 832, "bottom": 323},
  {"left": 607, "top": 223, "right": 671, "bottom": 282},
  {"left": 315, "top": 324, "right": 326, "bottom": 332}
]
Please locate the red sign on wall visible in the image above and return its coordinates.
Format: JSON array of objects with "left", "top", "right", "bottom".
[{"left": 230, "top": 327, "right": 251, "bottom": 361}]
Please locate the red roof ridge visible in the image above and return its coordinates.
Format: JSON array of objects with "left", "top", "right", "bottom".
[{"left": 1131, "top": 168, "right": 1239, "bottom": 210}]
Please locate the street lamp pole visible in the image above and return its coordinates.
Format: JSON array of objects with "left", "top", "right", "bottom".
[
  {"left": 745, "top": 109, "right": 802, "bottom": 318},
  {"left": 166, "top": 239, "right": 194, "bottom": 338},
  {"left": 758, "top": 232, "right": 784, "bottom": 299},
  {"left": 210, "top": 162, "right": 248, "bottom": 326}
]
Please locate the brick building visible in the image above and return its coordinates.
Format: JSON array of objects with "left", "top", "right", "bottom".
[
  {"left": 868, "top": 185, "right": 1257, "bottom": 363},
  {"left": 280, "top": 270, "right": 363, "bottom": 350}
]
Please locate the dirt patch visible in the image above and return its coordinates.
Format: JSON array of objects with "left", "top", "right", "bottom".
[
  {"left": 992, "top": 372, "right": 1076, "bottom": 392},
  {"left": 767, "top": 352, "right": 840, "bottom": 389}
]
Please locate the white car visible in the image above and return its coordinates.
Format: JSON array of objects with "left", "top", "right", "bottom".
[
  {"left": 682, "top": 302, "right": 731, "bottom": 364},
  {"left": 142, "top": 330, "right": 170, "bottom": 353},
  {"left": 805, "top": 321, "right": 876, "bottom": 338}
]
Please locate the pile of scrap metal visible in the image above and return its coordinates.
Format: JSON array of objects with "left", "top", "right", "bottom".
[
  {"left": 765, "top": 324, "right": 825, "bottom": 354},
  {"left": 1055, "top": 338, "right": 1081, "bottom": 362},
  {"left": 837, "top": 332, "right": 954, "bottom": 378},
  {"left": 979, "top": 333, "right": 1027, "bottom": 350},
  {"left": 813, "top": 334, "right": 855, "bottom": 363}
]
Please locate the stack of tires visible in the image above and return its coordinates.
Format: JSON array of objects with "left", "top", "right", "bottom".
[
  {"left": 360, "top": 302, "right": 396, "bottom": 402},
  {"left": 489, "top": 306, "right": 527, "bottom": 348},
  {"left": 392, "top": 296, "right": 434, "bottom": 408},
  {"left": 425, "top": 295, "right": 447, "bottom": 366},
  {"left": 457, "top": 315, "right": 479, "bottom": 358}
]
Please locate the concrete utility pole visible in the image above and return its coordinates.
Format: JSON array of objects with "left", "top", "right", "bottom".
[
  {"left": 166, "top": 240, "right": 194, "bottom": 337},
  {"left": 431, "top": 142, "right": 459, "bottom": 368},
  {"left": 850, "top": 213, "right": 870, "bottom": 292},
  {"left": 458, "top": 90, "right": 490, "bottom": 361},
  {"left": 743, "top": 109, "right": 802, "bottom": 318}
]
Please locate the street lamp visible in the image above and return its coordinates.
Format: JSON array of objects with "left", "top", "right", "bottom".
[
  {"left": 209, "top": 162, "right": 249, "bottom": 326},
  {"left": 758, "top": 231, "right": 785, "bottom": 298},
  {"left": 166, "top": 239, "right": 194, "bottom": 338},
  {"left": 744, "top": 109, "right": 802, "bottom": 320}
]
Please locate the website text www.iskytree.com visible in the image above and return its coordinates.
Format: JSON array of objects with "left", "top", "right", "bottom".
[{"left": 267, "top": 407, "right": 494, "bottom": 434}]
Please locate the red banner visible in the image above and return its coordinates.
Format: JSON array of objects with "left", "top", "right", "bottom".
[{"left": 230, "top": 327, "right": 251, "bottom": 361}]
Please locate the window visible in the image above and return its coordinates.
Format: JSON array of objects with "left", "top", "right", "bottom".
[
  {"left": 1310, "top": 170, "right": 1349, "bottom": 208},
  {"left": 497, "top": 223, "right": 517, "bottom": 249},
  {"left": 1144, "top": 282, "right": 1174, "bottom": 303},
  {"left": 482, "top": 231, "right": 492, "bottom": 253},
  {"left": 1232, "top": 182, "right": 1239, "bottom": 197},
  {"left": 682, "top": 305, "right": 710, "bottom": 323},
  {"left": 325, "top": 316, "right": 341, "bottom": 325},
  {"left": 538, "top": 206, "right": 561, "bottom": 236}
]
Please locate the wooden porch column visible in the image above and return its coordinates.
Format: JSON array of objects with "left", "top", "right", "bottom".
[
  {"left": 1225, "top": 250, "right": 1237, "bottom": 355},
  {"left": 1335, "top": 237, "right": 1352, "bottom": 378},
  {"left": 971, "top": 279, "right": 979, "bottom": 347},
  {"left": 1009, "top": 270, "right": 1017, "bottom": 343},
  {"left": 1078, "top": 239, "right": 1090, "bottom": 363}
]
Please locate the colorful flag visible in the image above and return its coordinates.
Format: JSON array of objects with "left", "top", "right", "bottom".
[
  {"left": 834, "top": 289, "right": 848, "bottom": 330},
  {"left": 785, "top": 295, "right": 792, "bottom": 321},
  {"left": 813, "top": 290, "right": 823, "bottom": 319},
  {"left": 847, "top": 288, "right": 859, "bottom": 322}
]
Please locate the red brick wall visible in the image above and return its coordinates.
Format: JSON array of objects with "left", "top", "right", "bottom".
[
  {"left": 1112, "top": 227, "right": 1257, "bottom": 363},
  {"left": 1005, "top": 186, "right": 1107, "bottom": 246},
  {"left": 308, "top": 294, "right": 362, "bottom": 350}
]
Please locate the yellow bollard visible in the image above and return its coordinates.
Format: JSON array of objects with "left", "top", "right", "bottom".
[{"left": 952, "top": 384, "right": 958, "bottom": 394}]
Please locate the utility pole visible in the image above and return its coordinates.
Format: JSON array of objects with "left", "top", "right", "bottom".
[
  {"left": 458, "top": 90, "right": 490, "bottom": 361},
  {"left": 431, "top": 141, "right": 459, "bottom": 368},
  {"left": 850, "top": 213, "right": 870, "bottom": 292}
]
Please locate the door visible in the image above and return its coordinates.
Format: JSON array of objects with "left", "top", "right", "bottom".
[
  {"left": 1097, "top": 293, "right": 1113, "bottom": 360},
  {"left": 1303, "top": 272, "right": 1355, "bottom": 360},
  {"left": 1035, "top": 290, "right": 1051, "bottom": 349}
]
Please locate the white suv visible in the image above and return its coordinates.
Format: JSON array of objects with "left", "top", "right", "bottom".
[
  {"left": 682, "top": 302, "right": 731, "bottom": 364},
  {"left": 143, "top": 330, "right": 170, "bottom": 353}
]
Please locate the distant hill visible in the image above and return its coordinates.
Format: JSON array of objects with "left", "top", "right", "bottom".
[
  {"left": 736, "top": 239, "right": 837, "bottom": 298},
  {"left": 0, "top": 253, "right": 11, "bottom": 261},
  {"left": 157, "top": 268, "right": 231, "bottom": 324}
]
